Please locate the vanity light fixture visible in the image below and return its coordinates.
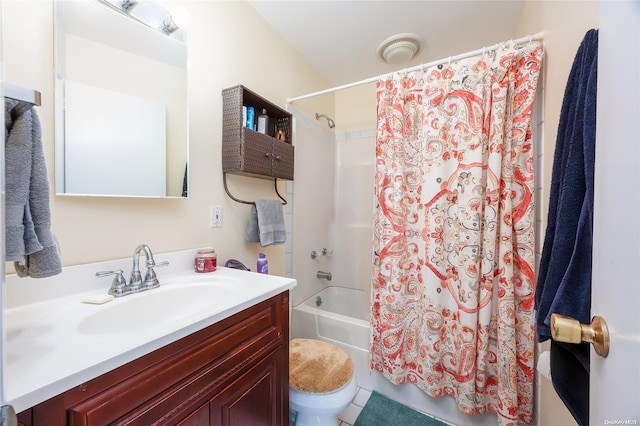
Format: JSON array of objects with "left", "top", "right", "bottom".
[
  {"left": 99, "top": 0, "right": 186, "bottom": 40},
  {"left": 376, "top": 33, "right": 423, "bottom": 65},
  {"left": 101, "top": 0, "right": 137, "bottom": 12}
]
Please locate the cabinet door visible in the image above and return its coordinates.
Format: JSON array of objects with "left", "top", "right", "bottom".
[
  {"left": 241, "top": 131, "right": 274, "bottom": 177},
  {"left": 210, "top": 351, "right": 281, "bottom": 426},
  {"left": 17, "top": 409, "right": 32, "bottom": 426},
  {"left": 177, "top": 403, "right": 209, "bottom": 426},
  {"left": 272, "top": 142, "right": 294, "bottom": 180}
]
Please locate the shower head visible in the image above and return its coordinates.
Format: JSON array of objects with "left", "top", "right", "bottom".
[{"left": 315, "top": 113, "right": 335, "bottom": 129}]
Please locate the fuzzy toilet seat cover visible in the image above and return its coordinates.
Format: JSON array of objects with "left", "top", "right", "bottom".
[{"left": 289, "top": 338, "right": 354, "bottom": 394}]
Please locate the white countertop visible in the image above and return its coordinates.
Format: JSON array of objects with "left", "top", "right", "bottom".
[{"left": 4, "top": 249, "right": 296, "bottom": 413}]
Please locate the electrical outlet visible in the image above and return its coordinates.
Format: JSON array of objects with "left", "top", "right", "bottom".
[{"left": 210, "top": 206, "right": 222, "bottom": 228}]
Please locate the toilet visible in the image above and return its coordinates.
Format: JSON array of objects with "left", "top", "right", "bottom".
[{"left": 289, "top": 338, "right": 357, "bottom": 426}]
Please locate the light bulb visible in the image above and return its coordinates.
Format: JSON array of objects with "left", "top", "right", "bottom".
[{"left": 171, "top": 6, "right": 192, "bottom": 30}]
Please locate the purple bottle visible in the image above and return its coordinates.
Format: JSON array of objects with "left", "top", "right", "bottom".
[{"left": 257, "top": 253, "right": 269, "bottom": 274}]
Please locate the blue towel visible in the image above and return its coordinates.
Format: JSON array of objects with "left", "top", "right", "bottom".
[{"left": 534, "top": 29, "right": 598, "bottom": 426}]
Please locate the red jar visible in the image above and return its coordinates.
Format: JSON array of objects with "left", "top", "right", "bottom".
[{"left": 194, "top": 248, "right": 217, "bottom": 273}]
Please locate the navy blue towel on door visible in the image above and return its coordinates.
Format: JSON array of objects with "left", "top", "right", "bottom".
[{"left": 534, "top": 29, "right": 598, "bottom": 426}]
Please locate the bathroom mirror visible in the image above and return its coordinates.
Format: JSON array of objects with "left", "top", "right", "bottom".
[{"left": 54, "top": 0, "right": 188, "bottom": 198}]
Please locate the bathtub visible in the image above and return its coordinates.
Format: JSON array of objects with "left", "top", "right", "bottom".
[{"left": 291, "top": 286, "right": 369, "bottom": 349}]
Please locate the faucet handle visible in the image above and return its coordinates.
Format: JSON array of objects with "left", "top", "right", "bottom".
[
  {"left": 129, "top": 270, "right": 143, "bottom": 292},
  {"left": 143, "top": 260, "right": 169, "bottom": 289},
  {"left": 96, "top": 269, "right": 130, "bottom": 297}
]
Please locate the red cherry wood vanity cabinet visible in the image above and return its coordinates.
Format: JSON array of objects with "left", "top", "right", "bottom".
[{"left": 16, "top": 291, "right": 290, "bottom": 426}]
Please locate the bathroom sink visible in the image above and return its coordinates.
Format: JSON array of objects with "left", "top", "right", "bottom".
[{"left": 78, "top": 276, "right": 245, "bottom": 335}]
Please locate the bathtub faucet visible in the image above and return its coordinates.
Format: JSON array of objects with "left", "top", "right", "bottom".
[{"left": 317, "top": 270, "right": 332, "bottom": 281}]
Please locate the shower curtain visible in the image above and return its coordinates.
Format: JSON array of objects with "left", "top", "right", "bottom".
[{"left": 370, "top": 43, "right": 542, "bottom": 425}]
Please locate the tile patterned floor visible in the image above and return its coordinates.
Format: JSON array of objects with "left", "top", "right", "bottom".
[
  {"left": 338, "top": 388, "right": 372, "bottom": 426},
  {"left": 289, "top": 388, "right": 371, "bottom": 426},
  {"left": 291, "top": 386, "right": 456, "bottom": 426},
  {"left": 338, "top": 387, "right": 456, "bottom": 426}
]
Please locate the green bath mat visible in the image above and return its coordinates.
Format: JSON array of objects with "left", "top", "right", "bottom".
[{"left": 354, "top": 391, "right": 449, "bottom": 426}]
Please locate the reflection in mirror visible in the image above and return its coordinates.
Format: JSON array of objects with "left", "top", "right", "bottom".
[{"left": 54, "top": 0, "right": 189, "bottom": 198}]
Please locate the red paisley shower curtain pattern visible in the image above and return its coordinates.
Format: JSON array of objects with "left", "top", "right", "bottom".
[{"left": 371, "top": 43, "right": 542, "bottom": 425}]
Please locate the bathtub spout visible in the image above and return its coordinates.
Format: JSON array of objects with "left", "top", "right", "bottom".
[{"left": 317, "top": 271, "right": 332, "bottom": 281}]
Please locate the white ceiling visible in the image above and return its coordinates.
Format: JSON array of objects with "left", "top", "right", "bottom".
[{"left": 247, "top": 1, "right": 527, "bottom": 88}]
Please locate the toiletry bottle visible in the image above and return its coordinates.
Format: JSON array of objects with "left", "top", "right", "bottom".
[
  {"left": 257, "top": 253, "right": 268, "bottom": 274},
  {"left": 257, "top": 108, "right": 267, "bottom": 134},
  {"left": 246, "top": 106, "right": 255, "bottom": 130},
  {"left": 242, "top": 106, "right": 247, "bottom": 129},
  {"left": 257, "top": 108, "right": 272, "bottom": 135}
]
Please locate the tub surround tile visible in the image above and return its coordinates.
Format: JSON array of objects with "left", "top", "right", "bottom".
[{"left": 352, "top": 388, "right": 372, "bottom": 406}]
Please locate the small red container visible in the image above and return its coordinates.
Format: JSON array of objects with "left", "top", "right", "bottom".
[{"left": 194, "top": 248, "right": 217, "bottom": 273}]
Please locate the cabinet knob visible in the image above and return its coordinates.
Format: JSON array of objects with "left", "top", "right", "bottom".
[
  {"left": 274, "top": 155, "right": 281, "bottom": 161},
  {"left": 264, "top": 152, "right": 271, "bottom": 158}
]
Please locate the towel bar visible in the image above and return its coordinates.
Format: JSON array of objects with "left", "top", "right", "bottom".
[
  {"left": 223, "top": 173, "right": 287, "bottom": 206},
  {"left": 3, "top": 82, "right": 41, "bottom": 108}
]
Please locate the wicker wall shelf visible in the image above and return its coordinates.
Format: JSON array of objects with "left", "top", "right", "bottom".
[{"left": 222, "top": 85, "right": 294, "bottom": 181}]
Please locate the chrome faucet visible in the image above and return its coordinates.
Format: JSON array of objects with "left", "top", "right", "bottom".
[
  {"left": 96, "top": 244, "right": 169, "bottom": 297},
  {"left": 317, "top": 270, "right": 332, "bottom": 281},
  {"left": 130, "top": 244, "right": 168, "bottom": 291}
]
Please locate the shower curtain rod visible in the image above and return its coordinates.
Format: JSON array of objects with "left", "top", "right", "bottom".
[{"left": 287, "top": 32, "right": 544, "bottom": 103}]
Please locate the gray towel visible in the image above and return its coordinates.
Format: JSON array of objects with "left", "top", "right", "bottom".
[
  {"left": 5, "top": 99, "right": 62, "bottom": 278},
  {"left": 246, "top": 205, "right": 261, "bottom": 243},
  {"left": 246, "top": 199, "right": 286, "bottom": 247}
]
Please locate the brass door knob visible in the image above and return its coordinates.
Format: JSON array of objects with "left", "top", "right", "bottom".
[{"left": 550, "top": 313, "right": 610, "bottom": 357}]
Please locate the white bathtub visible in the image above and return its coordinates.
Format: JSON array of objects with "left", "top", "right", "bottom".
[{"left": 291, "top": 286, "right": 369, "bottom": 349}]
